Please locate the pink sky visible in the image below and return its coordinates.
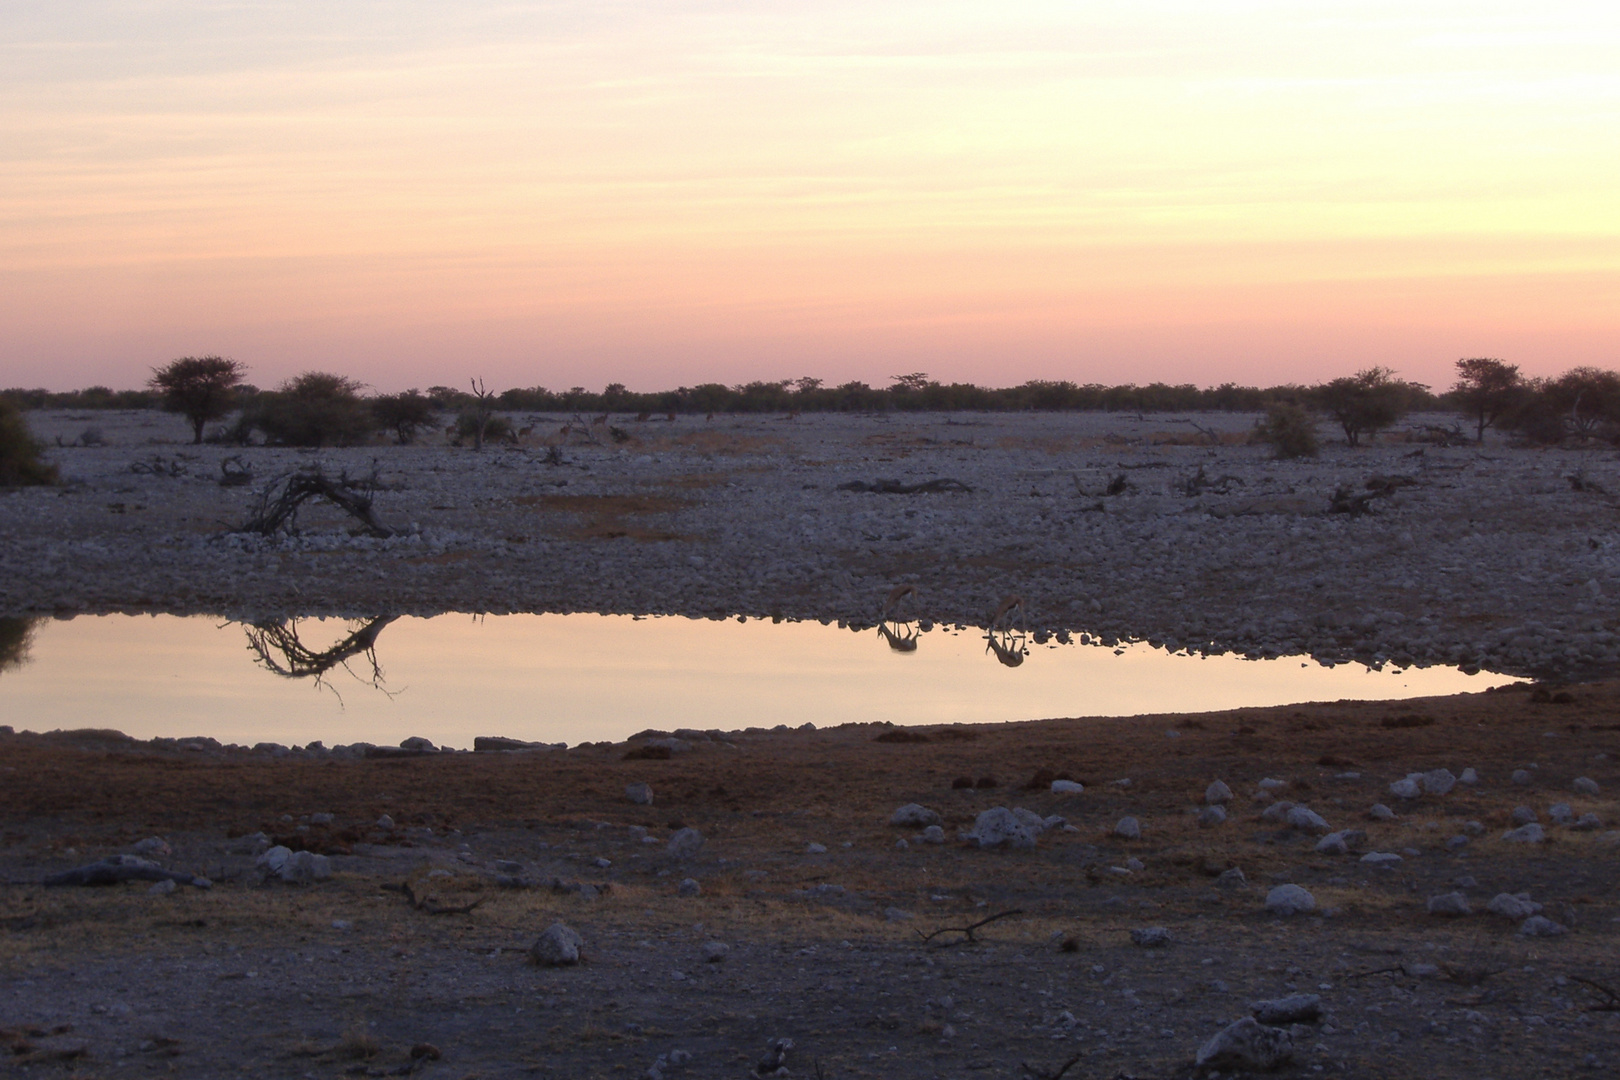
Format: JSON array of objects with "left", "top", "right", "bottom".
[{"left": 2, "top": 2, "right": 1616, "bottom": 393}]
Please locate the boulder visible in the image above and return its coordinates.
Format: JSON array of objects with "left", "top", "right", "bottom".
[
  {"left": 1251, "top": 994, "right": 1321, "bottom": 1025},
  {"left": 1573, "top": 776, "right": 1601, "bottom": 796},
  {"left": 967, "top": 807, "right": 1040, "bottom": 849},
  {"left": 1517, "top": 915, "right": 1568, "bottom": 938},
  {"left": 624, "top": 782, "right": 654, "bottom": 806},
  {"left": 1367, "top": 803, "right": 1396, "bottom": 821},
  {"left": 1050, "top": 779, "right": 1085, "bottom": 794},
  {"left": 1198, "top": 805, "right": 1227, "bottom": 827},
  {"left": 1264, "top": 884, "right": 1315, "bottom": 916},
  {"left": 1486, "top": 893, "right": 1542, "bottom": 921},
  {"left": 1502, "top": 823, "right": 1545, "bottom": 843},
  {"left": 1113, "top": 816, "right": 1142, "bottom": 840},
  {"left": 1259, "top": 800, "right": 1296, "bottom": 823},
  {"left": 668, "top": 828, "right": 705, "bottom": 859},
  {"left": 531, "top": 922, "right": 583, "bottom": 966},
  {"left": 1388, "top": 774, "right": 1423, "bottom": 800},
  {"left": 1511, "top": 806, "right": 1538, "bottom": 826},
  {"left": 1195, "top": 1017, "right": 1293, "bottom": 1071},
  {"left": 1422, "top": 769, "right": 1457, "bottom": 796},
  {"left": 1284, "top": 806, "right": 1331, "bottom": 835},
  {"left": 889, "top": 803, "right": 941, "bottom": 828},
  {"left": 1360, "top": 852, "right": 1402, "bottom": 867},
  {"left": 1204, "top": 780, "right": 1233, "bottom": 805},
  {"left": 1426, "top": 892, "right": 1472, "bottom": 916}
]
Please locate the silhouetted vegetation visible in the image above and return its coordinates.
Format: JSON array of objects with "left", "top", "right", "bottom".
[
  {"left": 1315, "top": 367, "right": 1425, "bottom": 447},
  {"left": 1449, "top": 357, "right": 1525, "bottom": 443},
  {"left": 0, "top": 398, "right": 58, "bottom": 486},
  {"left": 1254, "top": 403, "right": 1319, "bottom": 459},
  {"left": 241, "top": 372, "right": 375, "bottom": 447},
  {"left": 0, "top": 616, "right": 39, "bottom": 672},
  {"left": 370, "top": 390, "right": 436, "bottom": 444},
  {"left": 149, "top": 356, "right": 248, "bottom": 443},
  {"left": 1496, "top": 366, "right": 1620, "bottom": 446}
]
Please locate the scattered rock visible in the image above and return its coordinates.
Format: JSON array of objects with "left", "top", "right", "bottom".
[
  {"left": 1360, "top": 852, "right": 1402, "bottom": 867},
  {"left": 1426, "top": 892, "right": 1472, "bottom": 916},
  {"left": 1257, "top": 778, "right": 1288, "bottom": 792},
  {"left": 1215, "top": 867, "right": 1248, "bottom": 889},
  {"left": 1486, "top": 893, "right": 1543, "bottom": 922},
  {"left": 1284, "top": 806, "right": 1331, "bottom": 835},
  {"left": 1502, "top": 823, "right": 1546, "bottom": 843},
  {"left": 677, "top": 878, "right": 702, "bottom": 898},
  {"left": 1250, "top": 993, "right": 1322, "bottom": 1025},
  {"left": 804, "top": 843, "right": 827, "bottom": 854},
  {"left": 1198, "top": 805, "right": 1227, "bottom": 827},
  {"left": 1573, "top": 813, "right": 1603, "bottom": 831},
  {"left": 1422, "top": 768, "right": 1457, "bottom": 796},
  {"left": 967, "top": 807, "right": 1040, "bottom": 849},
  {"left": 890, "top": 803, "right": 941, "bottom": 828},
  {"left": 531, "top": 922, "right": 584, "bottom": 966},
  {"left": 1511, "top": 806, "right": 1538, "bottom": 826},
  {"left": 1548, "top": 802, "right": 1574, "bottom": 825},
  {"left": 1195, "top": 1017, "right": 1294, "bottom": 1072},
  {"left": 1459, "top": 767, "right": 1479, "bottom": 785},
  {"left": 1264, "top": 884, "right": 1315, "bottom": 916},
  {"left": 702, "top": 941, "right": 730, "bottom": 962},
  {"left": 400, "top": 736, "right": 437, "bottom": 752},
  {"left": 1517, "top": 915, "right": 1568, "bottom": 938},
  {"left": 1259, "top": 801, "right": 1295, "bottom": 823},
  {"left": 920, "top": 825, "right": 945, "bottom": 844},
  {"left": 256, "top": 846, "right": 331, "bottom": 883},
  {"left": 1113, "top": 816, "right": 1142, "bottom": 840},
  {"left": 132, "top": 837, "right": 171, "bottom": 858},
  {"left": 755, "top": 1037, "right": 793, "bottom": 1077},
  {"left": 1511, "top": 769, "right": 1533, "bottom": 786},
  {"left": 1388, "top": 774, "right": 1422, "bottom": 800},
  {"left": 1130, "top": 926, "right": 1170, "bottom": 947},
  {"left": 667, "top": 828, "right": 705, "bottom": 859},
  {"left": 1367, "top": 803, "right": 1396, "bottom": 821},
  {"left": 625, "top": 782, "right": 654, "bottom": 806},
  {"left": 884, "top": 907, "right": 913, "bottom": 922},
  {"left": 1205, "top": 780, "right": 1233, "bottom": 805},
  {"left": 1573, "top": 776, "right": 1601, "bottom": 795},
  {"left": 1313, "top": 829, "right": 1364, "bottom": 854},
  {"left": 147, "top": 878, "right": 177, "bottom": 896},
  {"left": 1050, "top": 779, "right": 1085, "bottom": 794},
  {"left": 375, "top": 814, "right": 394, "bottom": 830}
]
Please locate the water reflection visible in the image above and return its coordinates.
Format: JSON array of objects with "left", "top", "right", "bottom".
[
  {"left": 0, "top": 612, "right": 1512, "bottom": 747},
  {"left": 243, "top": 616, "right": 396, "bottom": 693},
  {"left": 0, "top": 616, "right": 38, "bottom": 674},
  {"left": 985, "top": 626, "right": 1029, "bottom": 667},
  {"left": 877, "top": 619, "right": 919, "bottom": 653}
]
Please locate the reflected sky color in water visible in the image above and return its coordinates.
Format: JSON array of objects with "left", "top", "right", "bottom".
[{"left": 0, "top": 614, "right": 1511, "bottom": 747}]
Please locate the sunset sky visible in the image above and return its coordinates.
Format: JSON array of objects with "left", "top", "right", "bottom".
[{"left": 2, "top": 1, "right": 1616, "bottom": 393}]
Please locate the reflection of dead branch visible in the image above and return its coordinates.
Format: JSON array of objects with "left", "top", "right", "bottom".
[
  {"left": 235, "top": 465, "right": 393, "bottom": 538},
  {"left": 243, "top": 616, "right": 396, "bottom": 694}
]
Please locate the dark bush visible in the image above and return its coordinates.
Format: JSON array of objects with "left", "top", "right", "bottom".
[
  {"left": 454, "top": 410, "right": 510, "bottom": 445},
  {"left": 248, "top": 373, "right": 375, "bottom": 447},
  {"left": 1254, "top": 403, "right": 1319, "bottom": 459},
  {"left": 0, "top": 399, "right": 57, "bottom": 486},
  {"left": 372, "top": 391, "right": 437, "bottom": 444}
]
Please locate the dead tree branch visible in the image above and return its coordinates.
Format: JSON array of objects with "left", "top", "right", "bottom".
[
  {"left": 1571, "top": 975, "right": 1620, "bottom": 1012},
  {"left": 235, "top": 465, "right": 394, "bottom": 538},
  {"left": 916, "top": 908, "right": 1023, "bottom": 947}
]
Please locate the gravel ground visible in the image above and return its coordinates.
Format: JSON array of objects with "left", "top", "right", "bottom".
[
  {"left": 6, "top": 407, "right": 1620, "bottom": 678},
  {"left": 2, "top": 683, "right": 1618, "bottom": 1079}
]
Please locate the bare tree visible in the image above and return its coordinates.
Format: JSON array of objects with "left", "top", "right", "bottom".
[{"left": 469, "top": 378, "right": 496, "bottom": 450}]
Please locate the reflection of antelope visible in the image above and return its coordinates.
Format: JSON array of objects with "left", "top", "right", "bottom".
[
  {"left": 985, "top": 626, "right": 1027, "bottom": 667},
  {"left": 877, "top": 620, "right": 919, "bottom": 652}
]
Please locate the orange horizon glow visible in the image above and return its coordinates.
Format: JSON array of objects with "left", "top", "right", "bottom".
[{"left": 2, "top": 2, "right": 1617, "bottom": 393}]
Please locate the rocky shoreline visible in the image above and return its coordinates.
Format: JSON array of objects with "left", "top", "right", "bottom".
[{"left": 6, "top": 408, "right": 1619, "bottom": 679}]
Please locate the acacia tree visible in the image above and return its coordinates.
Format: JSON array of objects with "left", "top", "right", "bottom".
[
  {"left": 1315, "top": 367, "right": 1420, "bottom": 447},
  {"left": 1451, "top": 357, "right": 1523, "bottom": 442},
  {"left": 149, "top": 356, "right": 247, "bottom": 443}
]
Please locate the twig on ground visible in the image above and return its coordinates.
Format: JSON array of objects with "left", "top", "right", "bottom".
[
  {"left": 1020, "top": 1051, "right": 1082, "bottom": 1080},
  {"left": 916, "top": 908, "right": 1023, "bottom": 947},
  {"left": 1571, "top": 975, "right": 1620, "bottom": 1012}
]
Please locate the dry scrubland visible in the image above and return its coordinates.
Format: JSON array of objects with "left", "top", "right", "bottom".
[
  {"left": 1, "top": 684, "right": 1618, "bottom": 1078},
  {"left": 5, "top": 408, "right": 1620, "bottom": 677},
  {"left": 5, "top": 408, "right": 1620, "bottom": 1078}
]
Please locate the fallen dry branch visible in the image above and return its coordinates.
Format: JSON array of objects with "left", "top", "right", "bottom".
[
  {"left": 44, "top": 855, "right": 210, "bottom": 889},
  {"left": 1020, "top": 1052, "right": 1082, "bottom": 1080},
  {"left": 916, "top": 908, "right": 1023, "bottom": 947},
  {"left": 235, "top": 465, "right": 394, "bottom": 538},
  {"left": 1571, "top": 975, "right": 1620, "bottom": 1012},
  {"left": 836, "top": 478, "right": 973, "bottom": 494}
]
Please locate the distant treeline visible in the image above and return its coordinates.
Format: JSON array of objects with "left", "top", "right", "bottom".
[
  {"left": 0, "top": 375, "right": 1433, "bottom": 415},
  {"left": 8, "top": 361, "right": 1620, "bottom": 451}
]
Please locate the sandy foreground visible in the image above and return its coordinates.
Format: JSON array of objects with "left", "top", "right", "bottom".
[
  {"left": 5, "top": 408, "right": 1620, "bottom": 678},
  {"left": 1, "top": 682, "right": 1617, "bottom": 1078}
]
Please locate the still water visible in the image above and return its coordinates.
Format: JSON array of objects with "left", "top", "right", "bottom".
[{"left": 0, "top": 613, "right": 1508, "bottom": 747}]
